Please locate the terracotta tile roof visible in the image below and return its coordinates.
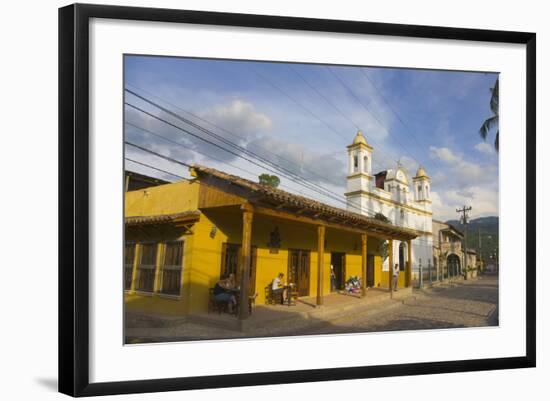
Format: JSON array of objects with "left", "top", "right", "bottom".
[
  {"left": 125, "top": 210, "right": 200, "bottom": 226},
  {"left": 191, "top": 164, "right": 420, "bottom": 240}
]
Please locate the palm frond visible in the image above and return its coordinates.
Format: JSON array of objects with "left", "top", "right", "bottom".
[
  {"left": 479, "top": 115, "right": 499, "bottom": 140},
  {"left": 490, "top": 78, "right": 499, "bottom": 116}
]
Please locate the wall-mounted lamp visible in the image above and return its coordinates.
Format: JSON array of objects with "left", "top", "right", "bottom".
[{"left": 209, "top": 225, "right": 217, "bottom": 239}]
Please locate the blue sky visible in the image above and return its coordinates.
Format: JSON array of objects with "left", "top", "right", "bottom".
[{"left": 124, "top": 55, "right": 499, "bottom": 221}]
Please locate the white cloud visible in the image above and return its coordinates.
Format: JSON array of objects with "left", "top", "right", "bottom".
[
  {"left": 429, "top": 146, "right": 461, "bottom": 164},
  {"left": 428, "top": 145, "right": 498, "bottom": 220},
  {"left": 398, "top": 156, "right": 418, "bottom": 177},
  {"left": 125, "top": 98, "right": 276, "bottom": 165},
  {"left": 432, "top": 185, "right": 499, "bottom": 221},
  {"left": 246, "top": 135, "right": 346, "bottom": 187},
  {"left": 200, "top": 99, "right": 272, "bottom": 137},
  {"left": 429, "top": 145, "right": 496, "bottom": 187},
  {"left": 475, "top": 142, "right": 494, "bottom": 155}
]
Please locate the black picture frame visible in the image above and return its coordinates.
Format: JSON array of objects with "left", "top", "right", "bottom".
[{"left": 59, "top": 3, "right": 536, "bottom": 397}]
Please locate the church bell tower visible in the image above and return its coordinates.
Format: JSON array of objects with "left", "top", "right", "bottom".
[{"left": 346, "top": 130, "right": 374, "bottom": 214}]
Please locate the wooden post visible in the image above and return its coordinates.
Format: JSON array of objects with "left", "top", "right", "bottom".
[
  {"left": 361, "top": 233, "right": 368, "bottom": 297},
  {"left": 153, "top": 243, "right": 164, "bottom": 293},
  {"left": 407, "top": 239, "right": 412, "bottom": 287},
  {"left": 239, "top": 208, "right": 254, "bottom": 320},
  {"left": 388, "top": 239, "right": 394, "bottom": 298},
  {"left": 316, "top": 225, "right": 326, "bottom": 306},
  {"left": 130, "top": 243, "right": 140, "bottom": 292}
]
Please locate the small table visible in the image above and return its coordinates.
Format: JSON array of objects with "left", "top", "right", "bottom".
[
  {"left": 232, "top": 288, "right": 254, "bottom": 316},
  {"left": 284, "top": 284, "right": 298, "bottom": 306}
]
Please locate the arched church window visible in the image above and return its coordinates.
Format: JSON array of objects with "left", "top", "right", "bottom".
[
  {"left": 363, "top": 155, "right": 368, "bottom": 172},
  {"left": 418, "top": 185, "right": 422, "bottom": 197},
  {"left": 425, "top": 185, "right": 429, "bottom": 197},
  {"left": 353, "top": 155, "right": 358, "bottom": 172}
]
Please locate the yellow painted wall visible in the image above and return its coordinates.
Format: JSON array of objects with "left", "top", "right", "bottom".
[
  {"left": 125, "top": 180, "right": 199, "bottom": 217},
  {"left": 379, "top": 264, "right": 407, "bottom": 288},
  {"left": 186, "top": 208, "right": 238, "bottom": 314}
]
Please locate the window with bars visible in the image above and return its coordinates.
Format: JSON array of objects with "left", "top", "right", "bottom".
[
  {"left": 136, "top": 243, "right": 157, "bottom": 292},
  {"left": 160, "top": 241, "right": 184, "bottom": 295},
  {"left": 124, "top": 243, "right": 136, "bottom": 290}
]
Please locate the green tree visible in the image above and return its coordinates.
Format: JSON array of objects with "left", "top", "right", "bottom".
[
  {"left": 479, "top": 77, "right": 499, "bottom": 151},
  {"left": 373, "top": 212, "right": 390, "bottom": 223},
  {"left": 373, "top": 213, "right": 390, "bottom": 261},
  {"left": 258, "top": 173, "right": 280, "bottom": 188}
]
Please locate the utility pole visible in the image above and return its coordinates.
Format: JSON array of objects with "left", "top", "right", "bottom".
[
  {"left": 456, "top": 205, "right": 472, "bottom": 280},
  {"left": 478, "top": 228, "right": 481, "bottom": 274}
]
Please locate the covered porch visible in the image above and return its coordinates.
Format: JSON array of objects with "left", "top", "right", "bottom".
[{"left": 191, "top": 165, "right": 419, "bottom": 320}]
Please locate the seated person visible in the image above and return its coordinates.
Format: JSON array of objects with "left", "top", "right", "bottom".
[
  {"left": 271, "top": 273, "right": 287, "bottom": 304},
  {"left": 213, "top": 273, "right": 237, "bottom": 313}
]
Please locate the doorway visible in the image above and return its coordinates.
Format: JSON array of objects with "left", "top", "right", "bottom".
[
  {"left": 288, "top": 249, "right": 310, "bottom": 297},
  {"left": 330, "top": 252, "right": 346, "bottom": 291},
  {"left": 220, "top": 243, "right": 257, "bottom": 295},
  {"left": 367, "top": 254, "right": 375, "bottom": 287},
  {"left": 447, "top": 253, "right": 460, "bottom": 277}
]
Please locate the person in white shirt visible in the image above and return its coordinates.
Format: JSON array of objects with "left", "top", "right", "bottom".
[
  {"left": 393, "top": 263, "right": 400, "bottom": 291},
  {"left": 271, "top": 272, "right": 287, "bottom": 304}
]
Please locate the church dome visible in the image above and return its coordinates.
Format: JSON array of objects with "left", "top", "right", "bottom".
[
  {"left": 415, "top": 166, "right": 429, "bottom": 178},
  {"left": 352, "top": 130, "right": 368, "bottom": 146}
]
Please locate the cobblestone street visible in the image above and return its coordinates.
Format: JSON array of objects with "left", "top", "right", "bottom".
[
  {"left": 300, "top": 273, "right": 499, "bottom": 336},
  {"left": 126, "top": 274, "right": 498, "bottom": 343}
]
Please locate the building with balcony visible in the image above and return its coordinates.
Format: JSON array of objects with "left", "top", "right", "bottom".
[{"left": 433, "top": 219, "right": 479, "bottom": 279}]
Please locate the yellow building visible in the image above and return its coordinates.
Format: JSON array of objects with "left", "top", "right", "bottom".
[{"left": 124, "top": 165, "right": 419, "bottom": 319}]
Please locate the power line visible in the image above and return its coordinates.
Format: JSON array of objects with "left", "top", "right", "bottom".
[
  {"left": 251, "top": 68, "right": 347, "bottom": 142},
  {"left": 252, "top": 66, "right": 396, "bottom": 171},
  {"left": 125, "top": 122, "right": 313, "bottom": 198},
  {"left": 126, "top": 105, "right": 436, "bottom": 224},
  {"left": 125, "top": 133, "right": 376, "bottom": 218},
  {"left": 127, "top": 135, "right": 437, "bottom": 244},
  {"left": 285, "top": 66, "right": 387, "bottom": 172},
  {"left": 126, "top": 83, "right": 385, "bottom": 213},
  {"left": 125, "top": 82, "right": 342, "bottom": 183},
  {"left": 326, "top": 66, "right": 422, "bottom": 167},
  {"left": 358, "top": 68, "right": 446, "bottom": 172},
  {"left": 124, "top": 157, "right": 186, "bottom": 180},
  {"left": 126, "top": 89, "right": 353, "bottom": 203},
  {"left": 125, "top": 141, "right": 193, "bottom": 168},
  {"left": 124, "top": 87, "right": 440, "bottom": 224},
  {"left": 124, "top": 101, "right": 373, "bottom": 215}
]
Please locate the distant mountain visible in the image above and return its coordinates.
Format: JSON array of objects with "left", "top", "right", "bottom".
[{"left": 445, "top": 216, "right": 499, "bottom": 264}]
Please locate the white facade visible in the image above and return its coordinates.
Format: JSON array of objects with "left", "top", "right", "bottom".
[{"left": 344, "top": 131, "right": 433, "bottom": 273}]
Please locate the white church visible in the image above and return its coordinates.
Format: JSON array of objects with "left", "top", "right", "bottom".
[{"left": 344, "top": 130, "right": 433, "bottom": 275}]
